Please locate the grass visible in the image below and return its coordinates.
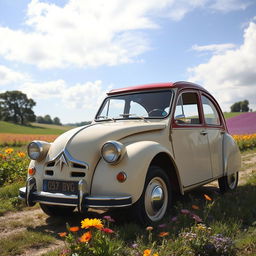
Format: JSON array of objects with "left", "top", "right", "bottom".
[
  {"left": 0, "top": 182, "right": 25, "bottom": 215},
  {"left": 0, "top": 121, "right": 72, "bottom": 135},
  {"left": 223, "top": 112, "right": 244, "bottom": 119},
  {"left": 0, "top": 230, "right": 55, "bottom": 256}
]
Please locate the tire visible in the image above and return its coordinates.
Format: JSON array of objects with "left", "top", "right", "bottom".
[
  {"left": 218, "top": 172, "right": 239, "bottom": 194},
  {"left": 132, "top": 165, "right": 172, "bottom": 226},
  {"left": 40, "top": 204, "right": 76, "bottom": 217}
]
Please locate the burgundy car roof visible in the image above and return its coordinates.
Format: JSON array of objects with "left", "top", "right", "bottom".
[{"left": 107, "top": 81, "right": 206, "bottom": 95}]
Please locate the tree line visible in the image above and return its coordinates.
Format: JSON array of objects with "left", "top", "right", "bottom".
[{"left": 0, "top": 90, "right": 62, "bottom": 125}]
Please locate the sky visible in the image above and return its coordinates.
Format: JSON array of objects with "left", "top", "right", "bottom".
[{"left": 0, "top": 0, "right": 256, "bottom": 124}]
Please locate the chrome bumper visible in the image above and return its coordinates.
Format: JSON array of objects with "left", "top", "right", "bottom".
[{"left": 19, "top": 177, "right": 132, "bottom": 210}]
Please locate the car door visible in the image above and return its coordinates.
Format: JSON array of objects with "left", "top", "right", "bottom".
[
  {"left": 201, "top": 94, "right": 224, "bottom": 179},
  {"left": 171, "top": 90, "right": 213, "bottom": 187}
]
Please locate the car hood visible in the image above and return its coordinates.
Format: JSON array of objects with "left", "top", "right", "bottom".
[{"left": 47, "top": 121, "right": 166, "bottom": 166}]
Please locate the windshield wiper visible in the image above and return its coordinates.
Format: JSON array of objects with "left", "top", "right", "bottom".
[
  {"left": 119, "top": 114, "right": 147, "bottom": 122},
  {"left": 96, "top": 116, "right": 115, "bottom": 122}
]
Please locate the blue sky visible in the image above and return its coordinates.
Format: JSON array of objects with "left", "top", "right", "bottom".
[{"left": 0, "top": 0, "right": 256, "bottom": 123}]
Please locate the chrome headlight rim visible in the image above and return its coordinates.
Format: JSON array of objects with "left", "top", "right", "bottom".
[
  {"left": 101, "top": 141, "right": 126, "bottom": 164},
  {"left": 27, "top": 140, "right": 50, "bottom": 161}
]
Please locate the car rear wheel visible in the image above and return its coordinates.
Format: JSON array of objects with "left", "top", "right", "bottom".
[
  {"left": 40, "top": 204, "right": 76, "bottom": 217},
  {"left": 218, "top": 172, "right": 239, "bottom": 193},
  {"left": 132, "top": 165, "right": 172, "bottom": 225}
]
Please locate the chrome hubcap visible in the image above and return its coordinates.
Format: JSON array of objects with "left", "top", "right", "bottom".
[
  {"left": 144, "top": 177, "right": 168, "bottom": 222},
  {"left": 227, "top": 173, "right": 237, "bottom": 190}
]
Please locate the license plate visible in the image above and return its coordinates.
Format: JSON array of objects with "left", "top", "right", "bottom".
[{"left": 43, "top": 180, "right": 78, "bottom": 194}]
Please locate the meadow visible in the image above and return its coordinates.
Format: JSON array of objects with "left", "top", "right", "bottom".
[{"left": 0, "top": 116, "right": 255, "bottom": 255}]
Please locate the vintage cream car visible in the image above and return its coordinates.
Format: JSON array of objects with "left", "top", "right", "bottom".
[{"left": 19, "top": 81, "right": 241, "bottom": 224}]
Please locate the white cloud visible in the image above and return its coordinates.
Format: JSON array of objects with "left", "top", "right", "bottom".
[
  {"left": 210, "top": 0, "right": 251, "bottom": 12},
  {"left": 0, "top": 0, "right": 251, "bottom": 69},
  {"left": 192, "top": 43, "right": 236, "bottom": 54},
  {"left": 0, "top": 65, "right": 27, "bottom": 85},
  {"left": 21, "top": 79, "right": 108, "bottom": 110},
  {"left": 189, "top": 19, "right": 256, "bottom": 111}
]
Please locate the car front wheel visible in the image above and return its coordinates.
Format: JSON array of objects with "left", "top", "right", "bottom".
[
  {"left": 132, "top": 165, "right": 172, "bottom": 225},
  {"left": 218, "top": 172, "right": 239, "bottom": 193}
]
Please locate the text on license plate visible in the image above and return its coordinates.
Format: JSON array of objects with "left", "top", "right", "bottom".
[{"left": 43, "top": 180, "right": 78, "bottom": 194}]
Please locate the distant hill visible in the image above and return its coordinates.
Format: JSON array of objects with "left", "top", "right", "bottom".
[
  {"left": 223, "top": 112, "right": 244, "bottom": 119},
  {"left": 0, "top": 121, "right": 73, "bottom": 135}
]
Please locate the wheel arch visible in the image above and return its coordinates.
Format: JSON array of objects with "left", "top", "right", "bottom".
[{"left": 149, "top": 152, "right": 183, "bottom": 195}]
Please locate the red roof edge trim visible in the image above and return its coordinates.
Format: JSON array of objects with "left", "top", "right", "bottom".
[{"left": 107, "top": 82, "right": 174, "bottom": 95}]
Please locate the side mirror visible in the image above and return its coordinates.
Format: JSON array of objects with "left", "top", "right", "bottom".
[{"left": 174, "top": 114, "right": 185, "bottom": 124}]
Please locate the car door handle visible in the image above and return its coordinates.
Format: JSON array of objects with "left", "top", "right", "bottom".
[{"left": 200, "top": 131, "right": 208, "bottom": 136}]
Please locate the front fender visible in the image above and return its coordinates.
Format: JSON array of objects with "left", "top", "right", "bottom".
[
  {"left": 90, "top": 141, "right": 172, "bottom": 204},
  {"left": 223, "top": 133, "right": 241, "bottom": 175}
]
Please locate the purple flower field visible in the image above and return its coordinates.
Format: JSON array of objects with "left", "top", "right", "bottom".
[{"left": 226, "top": 112, "right": 256, "bottom": 135}]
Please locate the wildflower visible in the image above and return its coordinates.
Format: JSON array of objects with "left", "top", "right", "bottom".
[
  {"left": 131, "top": 243, "right": 138, "bottom": 248},
  {"left": 196, "top": 223, "right": 207, "bottom": 231},
  {"left": 143, "top": 249, "right": 151, "bottom": 256},
  {"left": 17, "top": 152, "right": 26, "bottom": 158},
  {"left": 81, "top": 218, "right": 103, "bottom": 230},
  {"left": 153, "top": 254, "right": 159, "bottom": 256},
  {"left": 171, "top": 216, "right": 178, "bottom": 222},
  {"left": 191, "top": 214, "right": 202, "bottom": 222},
  {"left": 159, "top": 231, "right": 169, "bottom": 237},
  {"left": 5, "top": 148, "right": 13, "bottom": 154},
  {"left": 102, "top": 228, "right": 114, "bottom": 234},
  {"left": 103, "top": 215, "right": 115, "bottom": 222},
  {"left": 79, "top": 231, "right": 92, "bottom": 243},
  {"left": 158, "top": 223, "right": 167, "bottom": 228},
  {"left": 69, "top": 226, "right": 79, "bottom": 232},
  {"left": 146, "top": 226, "right": 153, "bottom": 231},
  {"left": 204, "top": 194, "right": 212, "bottom": 201},
  {"left": 192, "top": 204, "right": 200, "bottom": 210},
  {"left": 181, "top": 209, "right": 190, "bottom": 215},
  {"left": 58, "top": 232, "right": 67, "bottom": 237}
]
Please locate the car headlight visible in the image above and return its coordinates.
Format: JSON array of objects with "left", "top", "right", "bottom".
[
  {"left": 101, "top": 141, "right": 126, "bottom": 164},
  {"left": 27, "top": 141, "right": 50, "bottom": 161}
]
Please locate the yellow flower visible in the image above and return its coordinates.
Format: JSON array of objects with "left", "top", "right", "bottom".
[
  {"left": 17, "top": 152, "right": 26, "bottom": 158},
  {"left": 153, "top": 254, "right": 159, "bottom": 256},
  {"left": 143, "top": 249, "right": 151, "bottom": 256},
  {"left": 81, "top": 218, "right": 103, "bottom": 230},
  {"left": 5, "top": 148, "right": 14, "bottom": 154},
  {"left": 79, "top": 231, "right": 92, "bottom": 243}
]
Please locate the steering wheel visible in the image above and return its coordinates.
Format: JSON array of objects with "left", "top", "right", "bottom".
[{"left": 148, "top": 109, "right": 164, "bottom": 117}]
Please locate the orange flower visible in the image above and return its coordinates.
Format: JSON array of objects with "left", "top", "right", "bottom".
[
  {"left": 81, "top": 218, "right": 103, "bottom": 230},
  {"left": 17, "top": 152, "right": 26, "bottom": 158},
  {"left": 69, "top": 226, "right": 79, "bottom": 232},
  {"left": 79, "top": 231, "right": 92, "bottom": 243},
  {"left": 192, "top": 205, "right": 200, "bottom": 210},
  {"left": 158, "top": 232, "right": 169, "bottom": 237},
  {"left": 58, "top": 232, "right": 67, "bottom": 237},
  {"left": 5, "top": 148, "right": 13, "bottom": 154},
  {"left": 204, "top": 194, "right": 212, "bottom": 201},
  {"left": 143, "top": 249, "right": 151, "bottom": 256}
]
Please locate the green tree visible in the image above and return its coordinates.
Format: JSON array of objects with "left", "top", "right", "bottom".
[
  {"left": 53, "top": 117, "right": 62, "bottom": 125},
  {"left": 44, "top": 114, "right": 53, "bottom": 124},
  {"left": 0, "top": 91, "right": 36, "bottom": 125},
  {"left": 230, "top": 100, "right": 249, "bottom": 112}
]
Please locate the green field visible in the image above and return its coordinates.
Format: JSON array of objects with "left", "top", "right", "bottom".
[
  {"left": 223, "top": 112, "right": 244, "bottom": 119},
  {"left": 0, "top": 121, "right": 74, "bottom": 135}
]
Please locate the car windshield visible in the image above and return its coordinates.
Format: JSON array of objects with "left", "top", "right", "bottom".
[{"left": 95, "top": 90, "right": 173, "bottom": 120}]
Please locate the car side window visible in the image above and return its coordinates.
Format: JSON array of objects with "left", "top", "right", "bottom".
[
  {"left": 174, "top": 92, "right": 201, "bottom": 125},
  {"left": 201, "top": 95, "right": 220, "bottom": 125}
]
